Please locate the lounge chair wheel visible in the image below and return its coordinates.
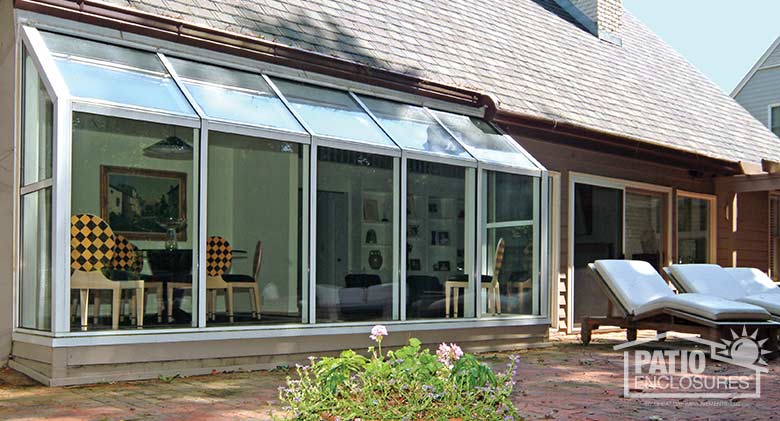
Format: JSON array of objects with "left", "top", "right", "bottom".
[
  {"left": 581, "top": 328, "right": 592, "bottom": 346},
  {"left": 657, "top": 330, "right": 667, "bottom": 341},
  {"left": 627, "top": 328, "right": 637, "bottom": 342}
]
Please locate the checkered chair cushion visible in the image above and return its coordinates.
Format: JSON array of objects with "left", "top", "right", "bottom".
[
  {"left": 111, "top": 234, "right": 143, "bottom": 274},
  {"left": 71, "top": 214, "right": 115, "bottom": 272},
  {"left": 494, "top": 238, "right": 505, "bottom": 278},
  {"left": 206, "top": 236, "right": 232, "bottom": 277}
]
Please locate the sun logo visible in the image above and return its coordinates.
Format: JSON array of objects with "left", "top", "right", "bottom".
[{"left": 716, "top": 327, "right": 772, "bottom": 368}]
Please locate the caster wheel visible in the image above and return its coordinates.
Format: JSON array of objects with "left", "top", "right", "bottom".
[{"left": 627, "top": 328, "right": 637, "bottom": 342}]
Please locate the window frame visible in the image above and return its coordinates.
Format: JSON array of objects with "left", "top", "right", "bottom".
[
  {"left": 769, "top": 103, "right": 780, "bottom": 138},
  {"left": 675, "top": 190, "right": 717, "bottom": 265}
]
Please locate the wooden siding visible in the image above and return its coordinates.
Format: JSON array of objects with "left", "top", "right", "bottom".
[{"left": 717, "top": 191, "right": 770, "bottom": 270}]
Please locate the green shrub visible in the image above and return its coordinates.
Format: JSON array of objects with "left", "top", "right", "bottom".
[{"left": 278, "top": 325, "right": 520, "bottom": 420}]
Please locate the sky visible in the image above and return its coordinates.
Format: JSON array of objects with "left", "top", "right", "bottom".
[{"left": 623, "top": 0, "right": 780, "bottom": 94}]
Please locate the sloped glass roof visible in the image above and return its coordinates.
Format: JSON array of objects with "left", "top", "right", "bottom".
[
  {"left": 270, "top": 78, "right": 396, "bottom": 148},
  {"left": 166, "top": 57, "right": 305, "bottom": 133},
  {"left": 357, "top": 95, "right": 473, "bottom": 161},
  {"left": 39, "top": 31, "right": 195, "bottom": 116},
  {"left": 431, "top": 109, "right": 538, "bottom": 171}
]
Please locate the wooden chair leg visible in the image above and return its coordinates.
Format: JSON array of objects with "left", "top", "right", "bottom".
[
  {"left": 445, "top": 285, "right": 451, "bottom": 318},
  {"left": 227, "top": 286, "right": 235, "bottom": 323},
  {"left": 252, "top": 285, "right": 261, "bottom": 320},
  {"left": 111, "top": 287, "right": 120, "bottom": 330},
  {"left": 167, "top": 286, "right": 175, "bottom": 323},
  {"left": 130, "top": 292, "right": 137, "bottom": 325},
  {"left": 80, "top": 289, "right": 89, "bottom": 331},
  {"left": 156, "top": 285, "right": 163, "bottom": 323},
  {"left": 93, "top": 293, "right": 102, "bottom": 325},
  {"left": 136, "top": 287, "right": 144, "bottom": 328},
  {"left": 454, "top": 287, "right": 460, "bottom": 318},
  {"left": 495, "top": 285, "right": 501, "bottom": 315}
]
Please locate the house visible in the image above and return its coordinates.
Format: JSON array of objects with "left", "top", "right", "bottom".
[
  {"left": 3, "top": 0, "right": 780, "bottom": 385},
  {"left": 732, "top": 36, "right": 780, "bottom": 280}
]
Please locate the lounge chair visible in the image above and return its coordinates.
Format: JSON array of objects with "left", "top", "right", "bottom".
[
  {"left": 665, "top": 264, "right": 780, "bottom": 321},
  {"left": 584, "top": 260, "right": 778, "bottom": 353}
]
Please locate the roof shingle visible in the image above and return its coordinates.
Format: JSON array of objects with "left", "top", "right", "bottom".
[{"left": 101, "top": 0, "right": 780, "bottom": 164}]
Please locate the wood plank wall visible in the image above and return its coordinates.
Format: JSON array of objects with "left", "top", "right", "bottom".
[{"left": 717, "top": 191, "right": 770, "bottom": 271}]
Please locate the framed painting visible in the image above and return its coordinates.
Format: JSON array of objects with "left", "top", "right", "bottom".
[{"left": 100, "top": 165, "right": 187, "bottom": 240}]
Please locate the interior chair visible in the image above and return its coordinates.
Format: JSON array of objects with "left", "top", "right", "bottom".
[
  {"left": 70, "top": 214, "right": 144, "bottom": 330},
  {"left": 445, "top": 238, "right": 505, "bottom": 317},
  {"left": 105, "top": 234, "right": 150, "bottom": 326},
  {"left": 205, "top": 237, "right": 262, "bottom": 322},
  {"left": 585, "top": 260, "right": 777, "bottom": 352},
  {"left": 665, "top": 264, "right": 780, "bottom": 321}
]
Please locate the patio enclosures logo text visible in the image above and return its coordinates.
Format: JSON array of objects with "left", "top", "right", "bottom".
[{"left": 615, "top": 330, "right": 770, "bottom": 399}]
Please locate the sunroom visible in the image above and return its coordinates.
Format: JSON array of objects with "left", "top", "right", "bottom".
[{"left": 15, "top": 24, "right": 547, "bottom": 377}]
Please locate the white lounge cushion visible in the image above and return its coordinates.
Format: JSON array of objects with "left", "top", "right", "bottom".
[
  {"left": 738, "top": 293, "right": 780, "bottom": 316},
  {"left": 593, "top": 260, "right": 673, "bottom": 314},
  {"left": 636, "top": 293, "right": 770, "bottom": 321},
  {"left": 724, "top": 268, "right": 780, "bottom": 296},
  {"left": 594, "top": 260, "right": 770, "bottom": 321},
  {"left": 667, "top": 264, "right": 745, "bottom": 300}
]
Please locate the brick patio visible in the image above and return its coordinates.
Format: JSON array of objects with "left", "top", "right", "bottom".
[{"left": 0, "top": 331, "right": 778, "bottom": 420}]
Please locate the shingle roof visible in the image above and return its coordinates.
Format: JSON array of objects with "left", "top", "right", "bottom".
[{"left": 103, "top": 0, "right": 780, "bottom": 164}]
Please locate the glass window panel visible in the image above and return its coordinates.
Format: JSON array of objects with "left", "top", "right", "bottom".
[
  {"left": 316, "top": 147, "right": 397, "bottom": 322},
  {"left": 484, "top": 171, "right": 539, "bottom": 316},
  {"left": 20, "top": 188, "right": 52, "bottom": 331},
  {"left": 357, "top": 95, "right": 472, "bottom": 159},
  {"left": 70, "top": 112, "right": 198, "bottom": 330},
  {"left": 167, "top": 57, "right": 305, "bottom": 132},
  {"left": 271, "top": 78, "right": 395, "bottom": 147},
  {"left": 207, "top": 132, "right": 305, "bottom": 325},
  {"left": 40, "top": 31, "right": 194, "bottom": 116},
  {"left": 625, "top": 191, "right": 665, "bottom": 270},
  {"left": 432, "top": 110, "right": 537, "bottom": 169},
  {"left": 406, "top": 160, "right": 471, "bottom": 319},
  {"left": 772, "top": 106, "right": 780, "bottom": 137},
  {"left": 22, "top": 49, "right": 53, "bottom": 186},
  {"left": 677, "top": 196, "right": 711, "bottom": 264}
]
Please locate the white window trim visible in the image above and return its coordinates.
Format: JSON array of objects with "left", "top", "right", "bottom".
[
  {"left": 768, "top": 103, "right": 780, "bottom": 136},
  {"left": 676, "top": 190, "right": 718, "bottom": 265}
]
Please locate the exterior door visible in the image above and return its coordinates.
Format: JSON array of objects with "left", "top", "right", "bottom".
[{"left": 572, "top": 183, "right": 623, "bottom": 325}]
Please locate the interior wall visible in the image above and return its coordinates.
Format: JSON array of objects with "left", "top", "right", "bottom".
[{"left": 0, "top": 3, "right": 16, "bottom": 363}]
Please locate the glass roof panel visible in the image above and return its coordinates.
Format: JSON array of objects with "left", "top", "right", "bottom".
[
  {"left": 357, "top": 95, "right": 473, "bottom": 160},
  {"left": 432, "top": 110, "right": 538, "bottom": 170},
  {"left": 270, "top": 78, "right": 396, "bottom": 147},
  {"left": 167, "top": 57, "right": 305, "bottom": 133},
  {"left": 39, "top": 31, "right": 195, "bottom": 116}
]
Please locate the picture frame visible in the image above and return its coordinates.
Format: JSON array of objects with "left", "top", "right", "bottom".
[
  {"left": 409, "top": 258, "right": 421, "bottom": 271},
  {"left": 407, "top": 224, "right": 420, "bottom": 238},
  {"left": 100, "top": 165, "right": 187, "bottom": 241},
  {"left": 363, "top": 198, "right": 379, "bottom": 222},
  {"left": 437, "top": 231, "right": 450, "bottom": 246},
  {"left": 438, "top": 261, "right": 451, "bottom": 271}
]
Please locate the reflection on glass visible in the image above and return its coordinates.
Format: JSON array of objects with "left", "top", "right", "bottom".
[
  {"left": 677, "top": 196, "right": 711, "bottom": 264},
  {"left": 20, "top": 189, "right": 52, "bottom": 331},
  {"left": 271, "top": 78, "right": 395, "bottom": 147},
  {"left": 357, "top": 95, "right": 472, "bottom": 159},
  {"left": 626, "top": 192, "right": 665, "bottom": 269},
  {"left": 207, "top": 132, "right": 305, "bottom": 325},
  {"left": 316, "top": 147, "right": 396, "bottom": 322},
  {"left": 483, "top": 172, "right": 539, "bottom": 316},
  {"left": 432, "top": 110, "right": 536, "bottom": 169},
  {"left": 22, "top": 49, "right": 53, "bottom": 186},
  {"left": 167, "top": 57, "right": 305, "bottom": 132},
  {"left": 406, "top": 160, "right": 470, "bottom": 319},
  {"left": 70, "top": 113, "right": 198, "bottom": 330},
  {"left": 40, "top": 31, "right": 194, "bottom": 115}
]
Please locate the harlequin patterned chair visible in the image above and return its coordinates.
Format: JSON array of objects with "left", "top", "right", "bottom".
[
  {"left": 205, "top": 236, "right": 261, "bottom": 322},
  {"left": 444, "top": 238, "right": 505, "bottom": 317},
  {"left": 109, "top": 234, "right": 157, "bottom": 325},
  {"left": 70, "top": 214, "right": 144, "bottom": 330}
]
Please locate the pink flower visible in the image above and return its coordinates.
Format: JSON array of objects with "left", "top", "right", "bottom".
[
  {"left": 437, "top": 342, "right": 464, "bottom": 368},
  {"left": 370, "top": 325, "right": 388, "bottom": 342}
]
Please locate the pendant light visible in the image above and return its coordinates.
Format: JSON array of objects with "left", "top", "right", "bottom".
[{"left": 143, "top": 135, "right": 193, "bottom": 160}]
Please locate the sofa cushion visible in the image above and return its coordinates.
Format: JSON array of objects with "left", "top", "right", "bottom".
[
  {"left": 593, "top": 260, "right": 673, "bottom": 315},
  {"left": 635, "top": 293, "right": 769, "bottom": 321},
  {"left": 667, "top": 264, "right": 745, "bottom": 300}
]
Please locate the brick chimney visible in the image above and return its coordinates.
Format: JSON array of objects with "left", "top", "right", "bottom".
[{"left": 556, "top": 0, "right": 623, "bottom": 45}]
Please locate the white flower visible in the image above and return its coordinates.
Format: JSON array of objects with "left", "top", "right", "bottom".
[{"left": 370, "top": 324, "right": 388, "bottom": 342}]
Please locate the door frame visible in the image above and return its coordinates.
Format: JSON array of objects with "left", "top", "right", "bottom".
[{"left": 567, "top": 172, "right": 672, "bottom": 333}]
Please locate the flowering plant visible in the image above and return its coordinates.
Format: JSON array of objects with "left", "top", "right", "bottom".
[{"left": 278, "top": 325, "right": 520, "bottom": 420}]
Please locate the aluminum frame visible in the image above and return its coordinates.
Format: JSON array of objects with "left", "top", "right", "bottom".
[{"left": 16, "top": 22, "right": 551, "bottom": 341}]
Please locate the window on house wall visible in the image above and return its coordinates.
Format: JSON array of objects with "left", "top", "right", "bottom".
[
  {"left": 770, "top": 195, "right": 780, "bottom": 281},
  {"left": 206, "top": 132, "right": 305, "bottom": 325},
  {"left": 19, "top": 47, "right": 54, "bottom": 331},
  {"left": 70, "top": 113, "right": 199, "bottom": 330},
  {"left": 771, "top": 106, "right": 780, "bottom": 138},
  {"left": 676, "top": 195, "right": 713, "bottom": 264}
]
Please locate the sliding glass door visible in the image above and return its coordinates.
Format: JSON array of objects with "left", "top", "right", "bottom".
[{"left": 625, "top": 189, "right": 668, "bottom": 270}]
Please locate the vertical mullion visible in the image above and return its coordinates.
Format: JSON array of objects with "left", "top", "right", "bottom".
[
  {"left": 196, "top": 121, "right": 208, "bottom": 328},
  {"left": 308, "top": 141, "right": 317, "bottom": 324},
  {"left": 474, "top": 165, "right": 484, "bottom": 318},
  {"left": 52, "top": 98, "right": 71, "bottom": 334},
  {"left": 392, "top": 157, "right": 400, "bottom": 320},
  {"left": 399, "top": 153, "right": 407, "bottom": 321},
  {"left": 300, "top": 144, "right": 310, "bottom": 323}
]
